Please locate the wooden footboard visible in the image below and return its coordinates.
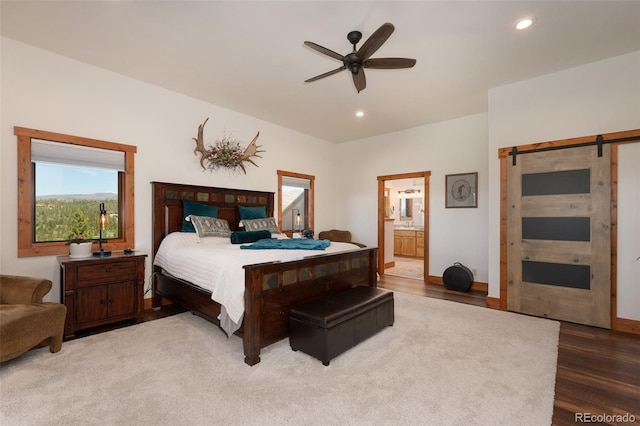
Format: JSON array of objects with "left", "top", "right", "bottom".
[{"left": 242, "top": 247, "right": 377, "bottom": 365}]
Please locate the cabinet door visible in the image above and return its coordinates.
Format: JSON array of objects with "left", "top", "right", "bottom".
[
  {"left": 108, "top": 281, "right": 136, "bottom": 318},
  {"left": 76, "top": 286, "right": 109, "bottom": 325},
  {"left": 394, "top": 236, "right": 402, "bottom": 255},
  {"left": 401, "top": 236, "right": 416, "bottom": 256},
  {"left": 416, "top": 232, "right": 424, "bottom": 258}
]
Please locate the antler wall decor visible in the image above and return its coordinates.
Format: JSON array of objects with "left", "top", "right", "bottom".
[{"left": 193, "top": 117, "right": 264, "bottom": 174}]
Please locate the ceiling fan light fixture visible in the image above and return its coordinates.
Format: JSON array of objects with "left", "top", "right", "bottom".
[
  {"left": 303, "top": 22, "right": 416, "bottom": 92},
  {"left": 516, "top": 18, "right": 533, "bottom": 30}
]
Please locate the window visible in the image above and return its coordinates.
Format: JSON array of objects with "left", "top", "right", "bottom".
[
  {"left": 32, "top": 140, "right": 123, "bottom": 242},
  {"left": 277, "top": 170, "right": 314, "bottom": 237},
  {"left": 16, "top": 127, "right": 136, "bottom": 257}
]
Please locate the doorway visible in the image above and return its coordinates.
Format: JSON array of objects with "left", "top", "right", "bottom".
[
  {"left": 377, "top": 171, "right": 431, "bottom": 281},
  {"left": 277, "top": 170, "right": 314, "bottom": 238}
]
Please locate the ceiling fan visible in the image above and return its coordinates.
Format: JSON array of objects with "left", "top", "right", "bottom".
[{"left": 304, "top": 22, "right": 416, "bottom": 93}]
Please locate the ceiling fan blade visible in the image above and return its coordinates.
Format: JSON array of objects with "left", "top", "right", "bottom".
[
  {"left": 305, "top": 65, "right": 346, "bottom": 83},
  {"left": 303, "top": 41, "right": 344, "bottom": 61},
  {"left": 352, "top": 69, "right": 366, "bottom": 93},
  {"left": 364, "top": 57, "right": 417, "bottom": 69},
  {"left": 356, "top": 22, "right": 395, "bottom": 61}
]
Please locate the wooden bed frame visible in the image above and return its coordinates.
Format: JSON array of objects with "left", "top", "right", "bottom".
[{"left": 151, "top": 181, "right": 378, "bottom": 366}]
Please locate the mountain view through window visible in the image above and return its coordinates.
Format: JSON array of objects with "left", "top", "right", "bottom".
[{"left": 35, "top": 163, "right": 120, "bottom": 242}]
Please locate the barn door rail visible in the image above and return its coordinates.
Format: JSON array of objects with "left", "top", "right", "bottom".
[{"left": 509, "top": 134, "right": 640, "bottom": 165}]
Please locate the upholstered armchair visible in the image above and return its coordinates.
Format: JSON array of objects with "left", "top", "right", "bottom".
[
  {"left": 318, "top": 229, "right": 366, "bottom": 248},
  {"left": 0, "top": 275, "right": 67, "bottom": 362}
]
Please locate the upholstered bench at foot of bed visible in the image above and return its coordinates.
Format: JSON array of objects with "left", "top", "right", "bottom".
[{"left": 289, "top": 286, "right": 394, "bottom": 366}]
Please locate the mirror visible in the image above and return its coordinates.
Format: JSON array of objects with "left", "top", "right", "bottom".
[
  {"left": 400, "top": 198, "right": 413, "bottom": 219},
  {"left": 277, "top": 170, "right": 315, "bottom": 237}
]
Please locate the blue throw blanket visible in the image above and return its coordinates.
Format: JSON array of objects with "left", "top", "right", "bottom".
[{"left": 240, "top": 238, "right": 331, "bottom": 250}]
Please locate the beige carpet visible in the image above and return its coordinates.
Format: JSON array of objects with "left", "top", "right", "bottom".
[{"left": 0, "top": 292, "right": 559, "bottom": 426}]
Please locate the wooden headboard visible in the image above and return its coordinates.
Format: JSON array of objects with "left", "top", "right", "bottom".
[{"left": 151, "top": 181, "right": 274, "bottom": 259}]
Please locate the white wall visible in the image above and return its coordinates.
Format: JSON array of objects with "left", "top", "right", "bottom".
[
  {"left": 488, "top": 51, "right": 640, "bottom": 319},
  {"left": 335, "top": 113, "right": 489, "bottom": 282},
  {"left": 0, "top": 38, "right": 338, "bottom": 302}
]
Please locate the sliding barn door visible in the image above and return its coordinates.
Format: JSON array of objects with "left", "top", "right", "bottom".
[{"left": 506, "top": 145, "right": 611, "bottom": 328}]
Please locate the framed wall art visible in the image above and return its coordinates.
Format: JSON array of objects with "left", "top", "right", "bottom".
[{"left": 445, "top": 172, "right": 478, "bottom": 208}]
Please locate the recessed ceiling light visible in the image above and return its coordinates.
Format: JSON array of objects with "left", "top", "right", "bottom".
[
  {"left": 516, "top": 18, "right": 533, "bottom": 30},
  {"left": 355, "top": 111, "right": 364, "bottom": 117}
]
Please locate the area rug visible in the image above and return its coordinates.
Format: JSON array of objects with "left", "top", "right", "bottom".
[
  {"left": 386, "top": 258, "right": 424, "bottom": 280},
  {"left": 0, "top": 292, "right": 559, "bottom": 426}
]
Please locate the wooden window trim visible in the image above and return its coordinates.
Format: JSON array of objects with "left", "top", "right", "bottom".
[{"left": 15, "top": 126, "right": 136, "bottom": 257}]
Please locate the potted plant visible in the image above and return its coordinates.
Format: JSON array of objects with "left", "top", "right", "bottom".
[{"left": 67, "top": 210, "right": 93, "bottom": 258}]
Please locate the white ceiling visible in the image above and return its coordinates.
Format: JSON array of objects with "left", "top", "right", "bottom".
[{"left": 2, "top": 1, "right": 639, "bottom": 143}]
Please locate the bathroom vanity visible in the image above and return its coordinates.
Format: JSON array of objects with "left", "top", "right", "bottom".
[{"left": 394, "top": 228, "right": 424, "bottom": 258}]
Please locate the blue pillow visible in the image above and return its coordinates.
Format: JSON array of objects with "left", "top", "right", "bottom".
[
  {"left": 238, "top": 205, "right": 267, "bottom": 220},
  {"left": 182, "top": 200, "right": 219, "bottom": 233},
  {"left": 230, "top": 230, "right": 271, "bottom": 244}
]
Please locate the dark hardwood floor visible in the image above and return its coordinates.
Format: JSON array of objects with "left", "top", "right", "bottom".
[
  {"left": 378, "top": 274, "right": 640, "bottom": 426},
  {"left": 89, "top": 273, "right": 638, "bottom": 425}
]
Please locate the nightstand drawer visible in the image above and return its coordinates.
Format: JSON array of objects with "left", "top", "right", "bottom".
[{"left": 77, "top": 261, "right": 136, "bottom": 284}]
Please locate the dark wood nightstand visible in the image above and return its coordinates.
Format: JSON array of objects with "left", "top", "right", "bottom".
[{"left": 57, "top": 251, "right": 147, "bottom": 339}]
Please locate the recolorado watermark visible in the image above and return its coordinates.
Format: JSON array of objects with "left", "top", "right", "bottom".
[{"left": 575, "top": 412, "right": 635, "bottom": 423}]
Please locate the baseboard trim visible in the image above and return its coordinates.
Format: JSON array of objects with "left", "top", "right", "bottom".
[
  {"left": 612, "top": 317, "right": 640, "bottom": 335},
  {"left": 384, "top": 261, "right": 396, "bottom": 269},
  {"left": 486, "top": 297, "right": 502, "bottom": 310},
  {"left": 428, "top": 275, "right": 488, "bottom": 293}
]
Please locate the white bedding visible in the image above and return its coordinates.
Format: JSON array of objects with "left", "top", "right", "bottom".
[{"left": 153, "top": 232, "right": 361, "bottom": 336}]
